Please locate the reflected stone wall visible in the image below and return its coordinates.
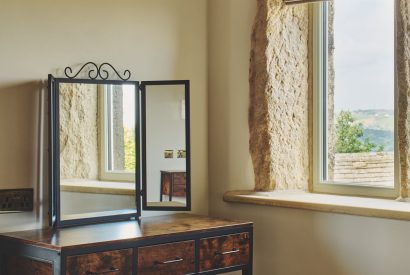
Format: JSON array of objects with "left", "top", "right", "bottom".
[
  {"left": 112, "top": 86, "right": 125, "bottom": 171},
  {"left": 327, "top": 2, "right": 335, "bottom": 181},
  {"left": 59, "top": 83, "right": 99, "bottom": 180}
]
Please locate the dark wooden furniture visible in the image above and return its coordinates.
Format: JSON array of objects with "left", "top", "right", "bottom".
[
  {"left": 160, "top": 170, "right": 186, "bottom": 202},
  {"left": 0, "top": 214, "right": 253, "bottom": 275}
]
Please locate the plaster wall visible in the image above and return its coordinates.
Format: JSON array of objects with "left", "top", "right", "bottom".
[
  {"left": 0, "top": 0, "right": 208, "bottom": 232},
  {"left": 145, "top": 85, "right": 186, "bottom": 203},
  {"left": 208, "top": 1, "right": 410, "bottom": 274}
]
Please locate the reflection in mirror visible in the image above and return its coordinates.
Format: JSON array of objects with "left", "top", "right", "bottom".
[
  {"left": 59, "top": 83, "right": 137, "bottom": 221},
  {"left": 145, "top": 84, "right": 189, "bottom": 208}
]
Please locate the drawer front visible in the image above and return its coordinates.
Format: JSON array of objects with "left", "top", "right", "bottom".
[
  {"left": 199, "top": 233, "right": 250, "bottom": 272},
  {"left": 138, "top": 240, "right": 195, "bottom": 275},
  {"left": 172, "top": 185, "right": 186, "bottom": 197},
  {"left": 4, "top": 255, "right": 52, "bottom": 275},
  {"left": 172, "top": 173, "right": 186, "bottom": 184},
  {"left": 66, "top": 249, "right": 132, "bottom": 275}
]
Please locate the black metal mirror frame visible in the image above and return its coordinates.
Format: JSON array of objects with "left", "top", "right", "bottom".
[
  {"left": 141, "top": 80, "right": 191, "bottom": 211},
  {"left": 48, "top": 74, "right": 141, "bottom": 228}
]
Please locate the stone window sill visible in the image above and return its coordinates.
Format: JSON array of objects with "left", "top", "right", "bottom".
[
  {"left": 224, "top": 190, "right": 410, "bottom": 221},
  {"left": 61, "top": 179, "right": 135, "bottom": 196}
]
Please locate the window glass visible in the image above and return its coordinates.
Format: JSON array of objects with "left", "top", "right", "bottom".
[{"left": 321, "top": 0, "right": 395, "bottom": 188}]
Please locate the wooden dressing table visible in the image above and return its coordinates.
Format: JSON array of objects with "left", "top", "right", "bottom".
[
  {"left": 0, "top": 65, "right": 254, "bottom": 274},
  {"left": 0, "top": 214, "right": 253, "bottom": 274}
]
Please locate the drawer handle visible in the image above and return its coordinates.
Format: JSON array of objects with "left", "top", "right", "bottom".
[
  {"left": 215, "top": 248, "right": 240, "bottom": 256},
  {"left": 154, "top": 256, "right": 184, "bottom": 265},
  {"left": 86, "top": 267, "right": 120, "bottom": 274}
]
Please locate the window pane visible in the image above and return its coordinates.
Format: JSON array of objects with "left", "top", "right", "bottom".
[
  {"left": 323, "top": 0, "right": 395, "bottom": 187},
  {"left": 106, "top": 84, "right": 136, "bottom": 173}
]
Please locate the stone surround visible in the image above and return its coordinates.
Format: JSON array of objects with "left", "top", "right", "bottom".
[
  {"left": 249, "top": 0, "right": 410, "bottom": 197},
  {"left": 249, "top": 0, "right": 309, "bottom": 191}
]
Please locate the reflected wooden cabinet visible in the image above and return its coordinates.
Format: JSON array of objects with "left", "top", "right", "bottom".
[
  {"left": 160, "top": 171, "right": 187, "bottom": 202},
  {"left": 0, "top": 214, "right": 253, "bottom": 275}
]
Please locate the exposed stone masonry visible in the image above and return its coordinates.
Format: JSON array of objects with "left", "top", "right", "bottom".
[
  {"left": 397, "top": 0, "right": 410, "bottom": 198},
  {"left": 249, "top": 0, "right": 410, "bottom": 195},
  {"left": 249, "top": 0, "right": 310, "bottom": 191}
]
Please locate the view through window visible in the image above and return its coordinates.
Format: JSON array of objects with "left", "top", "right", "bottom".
[{"left": 320, "top": 0, "right": 395, "bottom": 188}]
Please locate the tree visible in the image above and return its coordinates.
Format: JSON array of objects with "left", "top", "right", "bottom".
[
  {"left": 335, "top": 111, "right": 379, "bottom": 153},
  {"left": 124, "top": 128, "right": 136, "bottom": 171}
]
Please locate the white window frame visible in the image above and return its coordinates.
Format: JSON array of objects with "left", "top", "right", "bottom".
[
  {"left": 312, "top": 2, "right": 399, "bottom": 198},
  {"left": 99, "top": 84, "right": 135, "bottom": 182}
]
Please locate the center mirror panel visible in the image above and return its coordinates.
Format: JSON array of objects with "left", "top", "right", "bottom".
[
  {"left": 55, "top": 80, "right": 140, "bottom": 226},
  {"left": 141, "top": 81, "right": 191, "bottom": 211}
]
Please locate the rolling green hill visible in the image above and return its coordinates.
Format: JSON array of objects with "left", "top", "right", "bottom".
[{"left": 336, "top": 110, "right": 394, "bottom": 152}]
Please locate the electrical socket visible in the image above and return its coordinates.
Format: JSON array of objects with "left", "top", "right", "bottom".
[{"left": 0, "top": 188, "right": 33, "bottom": 212}]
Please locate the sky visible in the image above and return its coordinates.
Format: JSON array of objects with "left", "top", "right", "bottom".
[
  {"left": 122, "top": 84, "right": 136, "bottom": 129},
  {"left": 333, "top": 0, "right": 395, "bottom": 111}
]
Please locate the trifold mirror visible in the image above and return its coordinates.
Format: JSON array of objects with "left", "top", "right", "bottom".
[{"left": 48, "top": 63, "right": 190, "bottom": 228}]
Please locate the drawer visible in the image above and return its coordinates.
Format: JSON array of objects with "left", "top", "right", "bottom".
[
  {"left": 66, "top": 249, "right": 132, "bottom": 275},
  {"left": 138, "top": 240, "right": 195, "bottom": 275},
  {"left": 199, "top": 233, "right": 250, "bottom": 272},
  {"left": 4, "top": 255, "right": 52, "bottom": 275},
  {"left": 172, "top": 173, "right": 186, "bottom": 184}
]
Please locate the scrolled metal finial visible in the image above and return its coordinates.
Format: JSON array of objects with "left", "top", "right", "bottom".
[
  {"left": 99, "top": 63, "right": 131, "bottom": 81},
  {"left": 64, "top": 62, "right": 99, "bottom": 80},
  {"left": 63, "top": 62, "right": 131, "bottom": 81}
]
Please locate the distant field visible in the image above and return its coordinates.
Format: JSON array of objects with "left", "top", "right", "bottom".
[
  {"left": 336, "top": 109, "right": 394, "bottom": 152},
  {"left": 350, "top": 109, "right": 394, "bottom": 131}
]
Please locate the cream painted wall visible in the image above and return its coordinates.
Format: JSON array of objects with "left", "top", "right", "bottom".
[
  {"left": 146, "top": 85, "right": 186, "bottom": 204},
  {"left": 0, "top": 0, "right": 208, "bottom": 232},
  {"left": 208, "top": 1, "right": 410, "bottom": 275}
]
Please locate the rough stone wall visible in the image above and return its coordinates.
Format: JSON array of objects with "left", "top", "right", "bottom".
[
  {"left": 397, "top": 0, "right": 410, "bottom": 198},
  {"left": 249, "top": 0, "right": 310, "bottom": 191},
  {"left": 112, "top": 85, "right": 125, "bottom": 171},
  {"left": 59, "top": 83, "right": 99, "bottom": 180},
  {"left": 250, "top": 0, "right": 410, "bottom": 195},
  {"left": 327, "top": 2, "right": 335, "bottom": 181}
]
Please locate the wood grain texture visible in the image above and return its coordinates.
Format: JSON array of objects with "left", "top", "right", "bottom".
[
  {"left": 199, "top": 233, "right": 250, "bottom": 272},
  {"left": 0, "top": 214, "right": 252, "bottom": 250},
  {"left": 138, "top": 241, "right": 195, "bottom": 275},
  {"left": 161, "top": 171, "right": 186, "bottom": 197},
  {"left": 4, "top": 255, "right": 52, "bottom": 275},
  {"left": 66, "top": 249, "right": 132, "bottom": 275}
]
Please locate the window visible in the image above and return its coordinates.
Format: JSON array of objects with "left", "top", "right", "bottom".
[
  {"left": 313, "top": 0, "right": 398, "bottom": 197},
  {"left": 100, "top": 84, "right": 136, "bottom": 182}
]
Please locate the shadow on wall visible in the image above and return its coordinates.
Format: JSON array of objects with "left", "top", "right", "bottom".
[
  {"left": 0, "top": 81, "right": 48, "bottom": 229},
  {"left": 218, "top": 203, "right": 352, "bottom": 275}
]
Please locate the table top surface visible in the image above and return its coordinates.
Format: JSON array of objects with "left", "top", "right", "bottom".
[{"left": 0, "top": 214, "right": 252, "bottom": 250}]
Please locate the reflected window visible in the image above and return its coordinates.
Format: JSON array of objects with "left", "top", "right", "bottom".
[{"left": 100, "top": 84, "right": 136, "bottom": 182}]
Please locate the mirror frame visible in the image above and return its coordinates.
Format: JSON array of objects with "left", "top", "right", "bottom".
[
  {"left": 141, "top": 80, "right": 191, "bottom": 211},
  {"left": 48, "top": 74, "right": 141, "bottom": 228}
]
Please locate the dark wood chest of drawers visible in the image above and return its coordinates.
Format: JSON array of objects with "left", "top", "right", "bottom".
[{"left": 0, "top": 214, "right": 253, "bottom": 275}]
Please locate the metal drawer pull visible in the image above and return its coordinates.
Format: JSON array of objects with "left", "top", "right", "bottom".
[
  {"left": 215, "top": 248, "right": 240, "bottom": 256},
  {"left": 86, "top": 267, "right": 120, "bottom": 274},
  {"left": 155, "top": 256, "right": 184, "bottom": 265}
]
